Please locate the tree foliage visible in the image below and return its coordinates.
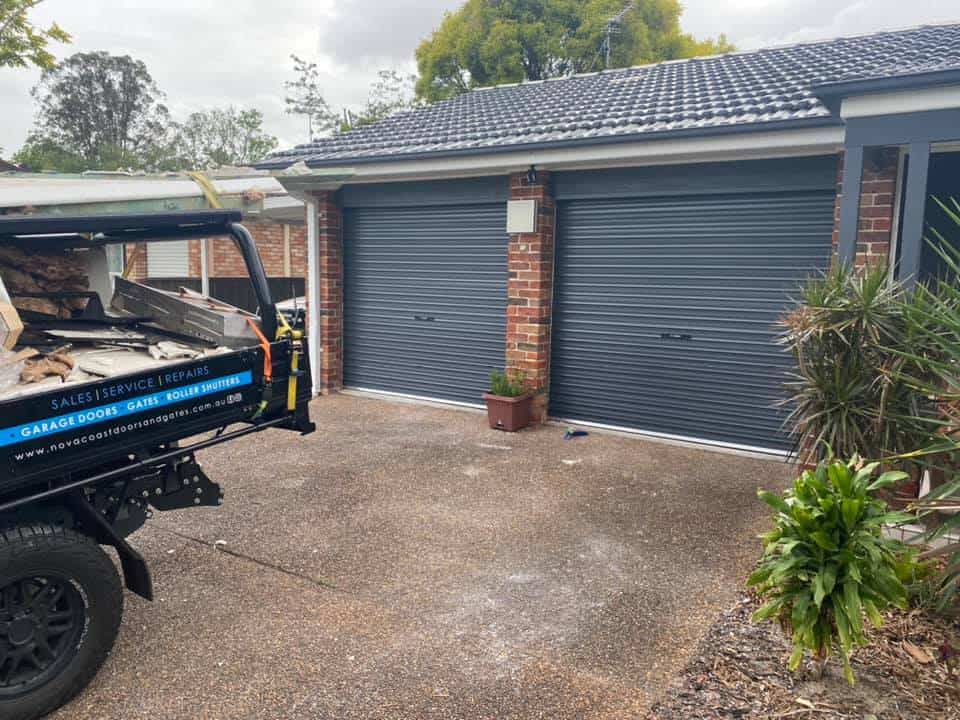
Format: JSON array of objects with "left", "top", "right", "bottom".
[
  {"left": 0, "top": 0, "right": 69, "bottom": 70},
  {"left": 415, "top": 0, "right": 734, "bottom": 102},
  {"left": 16, "top": 51, "right": 278, "bottom": 172},
  {"left": 14, "top": 133, "right": 87, "bottom": 172},
  {"left": 170, "top": 107, "right": 278, "bottom": 169},
  {"left": 285, "top": 57, "right": 418, "bottom": 140},
  {"left": 341, "top": 69, "right": 418, "bottom": 132},
  {"left": 20, "top": 51, "right": 170, "bottom": 170},
  {"left": 284, "top": 54, "right": 338, "bottom": 141}
]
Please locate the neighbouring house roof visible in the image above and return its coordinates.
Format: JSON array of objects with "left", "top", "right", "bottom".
[
  {"left": 260, "top": 23, "right": 960, "bottom": 170},
  {"left": 0, "top": 171, "right": 303, "bottom": 221}
]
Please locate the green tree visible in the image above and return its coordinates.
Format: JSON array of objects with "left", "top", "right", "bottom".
[
  {"left": 13, "top": 132, "right": 86, "bottom": 172},
  {"left": 170, "top": 107, "right": 278, "bottom": 169},
  {"left": 284, "top": 54, "right": 338, "bottom": 141},
  {"left": 415, "top": 0, "right": 734, "bottom": 102},
  {"left": 0, "top": 0, "right": 70, "bottom": 70},
  {"left": 285, "top": 57, "right": 418, "bottom": 139},
  {"left": 21, "top": 51, "right": 171, "bottom": 171},
  {"left": 342, "top": 69, "right": 419, "bottom": 131}
]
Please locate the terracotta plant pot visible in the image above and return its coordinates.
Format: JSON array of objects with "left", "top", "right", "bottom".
[{"left": 483, "top": 392, "right": 531, "bottom": 432}]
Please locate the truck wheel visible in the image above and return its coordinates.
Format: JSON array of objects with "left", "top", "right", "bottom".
[{"left": 0, "top": 524, "right": 123, "bottom": 720}]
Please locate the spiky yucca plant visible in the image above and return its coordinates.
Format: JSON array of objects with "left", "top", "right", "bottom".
[
  {"left": 780, "top": 263, "right": 940, "bottom": 466},
  {"left": 894, "top": 198, "right": 960, "bottom": 611}
]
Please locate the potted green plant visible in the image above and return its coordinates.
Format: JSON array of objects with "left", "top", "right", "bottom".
[{"left": 483, "top": 369, "right": 531, "bottom": 431}]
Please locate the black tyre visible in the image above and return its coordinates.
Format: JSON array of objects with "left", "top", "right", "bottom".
[{"left": 0, "top": 524, "right": 123, "bottom": 720}]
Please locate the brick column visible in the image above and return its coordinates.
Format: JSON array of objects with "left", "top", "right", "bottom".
[
  {"left": 309, "top": 191, "right": 343, "bottom": 394},
  {"left": 832, "top": 147, "right": 900, "bottom": 269},
  {"left": 506, "top": 172, "right": 555, "bottom": 420}
]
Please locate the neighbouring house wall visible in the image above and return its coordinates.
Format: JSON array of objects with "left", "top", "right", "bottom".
[
  {"left": 124, "top": 219, "right": 307, "bottom": 282},
  {"left": 124, "top": 243, "right": 149, "bottom": 280},
  {"left": 831, "top": 147, "right": 901, "bottom": 268},
  {"left": 185, "top": 219, "right": 307, "bottom": 278}
]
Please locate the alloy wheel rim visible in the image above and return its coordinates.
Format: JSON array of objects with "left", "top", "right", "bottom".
[{"left": 0, "top": 576, "right": 86, "bottom": 698}]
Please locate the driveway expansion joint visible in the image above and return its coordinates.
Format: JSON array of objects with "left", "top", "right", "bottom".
[{"left": 153, "top": 526, "right": 342, "bottom": 592}]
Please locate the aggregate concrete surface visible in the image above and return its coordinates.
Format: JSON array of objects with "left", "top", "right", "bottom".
[{"left": 51, "top": 394, "right": 794, "bottom": 720}]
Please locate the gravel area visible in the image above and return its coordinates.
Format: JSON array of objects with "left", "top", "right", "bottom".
[
  {"left": 51, "top": 393, "right": 794, "bottom": 719},
  {"left": 646, "top": 594, "right": 960, "bottom": 720}
]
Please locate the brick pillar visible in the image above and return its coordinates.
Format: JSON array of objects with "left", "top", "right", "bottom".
[
  {"left": 309, "top": 191, "right": 343, "bottom": 394},
  {"left": 506, "top": 172, "right": 555, "bottom": 420},
  {"left": 123, "top": 243, "right": 148, "bottom": 280},
  {"left": 832, "top": 147, "right": 900, "bottom": 269}
]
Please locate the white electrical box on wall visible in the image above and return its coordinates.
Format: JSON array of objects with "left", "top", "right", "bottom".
[{"left": 506, "top": 199, "right": 537, "bottom": 234}]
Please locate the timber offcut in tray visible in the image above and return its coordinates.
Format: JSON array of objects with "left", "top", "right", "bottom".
[{"left": 0, "top": 251, "right": 257, "bottom": 402}]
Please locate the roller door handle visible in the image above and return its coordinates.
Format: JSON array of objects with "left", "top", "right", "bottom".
[
  {"left": 414, "top": 315, "right": 436, "bottom": 322},
  {"left": 660, "top": 333, "right": 692, "bottom": 341}
]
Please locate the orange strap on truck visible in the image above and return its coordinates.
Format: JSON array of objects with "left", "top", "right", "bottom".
[{"left": 245, "top": 318, "right": 272, "bottom": 384}]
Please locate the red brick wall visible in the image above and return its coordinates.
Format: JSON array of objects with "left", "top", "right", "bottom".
[
  {"left": 309, "top": 192, "right": 343, "bottom": 394},
  {"left": 138, "top": 219, "right": 306, "bottom": 281},
  {"left": 124, "top": 243, "right": 148, "bottom": 280},
  {"left": 181, "top": 220, "right": 307, "bottom": 279},
  {"left": 832, "top": 147, "right": 900, "bottom": 268},
  {"left": 506, "top": 172, "right": 555, "bottom": 420},
  {"left": 188, "top": 239, "right": 201, "bottom": 277}
]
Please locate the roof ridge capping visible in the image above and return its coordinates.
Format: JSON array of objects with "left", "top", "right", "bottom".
[{"left": 469, "top": 21, "right": 960, "bottom": 93}]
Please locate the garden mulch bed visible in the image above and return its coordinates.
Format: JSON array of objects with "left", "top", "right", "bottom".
[{"left": 646, "top": 594, "right": 960, "bottom": 719}]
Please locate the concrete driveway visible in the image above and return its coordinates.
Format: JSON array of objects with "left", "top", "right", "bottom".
[{"left": 53, "top": 394, "right": 793, "bottom": 720}]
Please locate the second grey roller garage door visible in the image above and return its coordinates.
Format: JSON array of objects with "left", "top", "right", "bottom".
[
  {"left": 550, "top": 158, "right": 838, "bottom": 451},
  {"left": 343, "top": 199, "right": 507, "bottom": 404}
]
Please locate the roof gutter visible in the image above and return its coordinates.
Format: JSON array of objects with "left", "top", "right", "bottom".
[
  {"left": 258, "top": 116, "right": 843, "bottom": 172},
  {"left": 266, "top": 121, "right": 845, "bottom": 186},
  {"left": 270, "top": 165, "right": 356, "bottom": 199}
]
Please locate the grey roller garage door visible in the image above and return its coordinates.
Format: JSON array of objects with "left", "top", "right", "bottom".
[
  {"left": 550, "top": 158, "right": 838, "bottom": 451},
  {"left": 342, "top": 183, "right": 507, "bottom": 404}
]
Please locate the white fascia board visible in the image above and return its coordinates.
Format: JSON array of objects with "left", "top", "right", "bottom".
[
  {"left": 841, "top": 85, "right": 960, "bottom": 119},
  {"left": 304, "top": 197, "right": 321, "bottom": 396},
  {"left": 329, "top": 126, "right": 845, "bottom": 185},
  {"left": 0, "top": 175, "right": 287, "bottom": 209}
]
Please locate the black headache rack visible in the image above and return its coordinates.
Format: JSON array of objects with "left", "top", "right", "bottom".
[{"left": 0, "top": 210, "right": 315, "bottom": 512}]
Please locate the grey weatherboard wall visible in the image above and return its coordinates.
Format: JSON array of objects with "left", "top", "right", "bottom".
[
  {"left": 342, "top": 178, "right": 508, "bottom": 404},
  {"left": 550, "top": 157, "right": 839, "bottom": 450}
]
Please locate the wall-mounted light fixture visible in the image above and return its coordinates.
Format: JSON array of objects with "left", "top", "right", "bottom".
[{"left": 526, "top": 165, "right": 538, "bottom": 185}]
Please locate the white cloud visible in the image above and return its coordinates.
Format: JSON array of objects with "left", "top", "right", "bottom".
[
  {"left": 0, "top": 0, "right": 957, "bottom": 159},
  {"left": 680, "top": 0, "right": 959, "bottom": 50}
]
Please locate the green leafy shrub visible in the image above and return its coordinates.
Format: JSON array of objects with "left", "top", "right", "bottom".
[
  {"left": 488, "top": 369, "right": 527, "bottom": 397},
  {"left": 749, "top": 456, "right": 916, "bottom": 683}
]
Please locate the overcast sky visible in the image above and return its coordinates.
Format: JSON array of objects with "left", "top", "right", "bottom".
[{"left": 1, "top": 1, "right": 957, "bottom": 157}]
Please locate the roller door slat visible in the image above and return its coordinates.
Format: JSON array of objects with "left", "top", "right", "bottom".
[
  {"left": 344, "top": 204, "right": 507, "bottom": 403},
  {"left": 551, "top": 189, "right": 835, "bottom": 450}
]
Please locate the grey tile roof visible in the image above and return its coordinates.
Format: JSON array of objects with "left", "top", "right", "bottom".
[{"left": 261, "top": 23, "right": 960, "bottom": 169}]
